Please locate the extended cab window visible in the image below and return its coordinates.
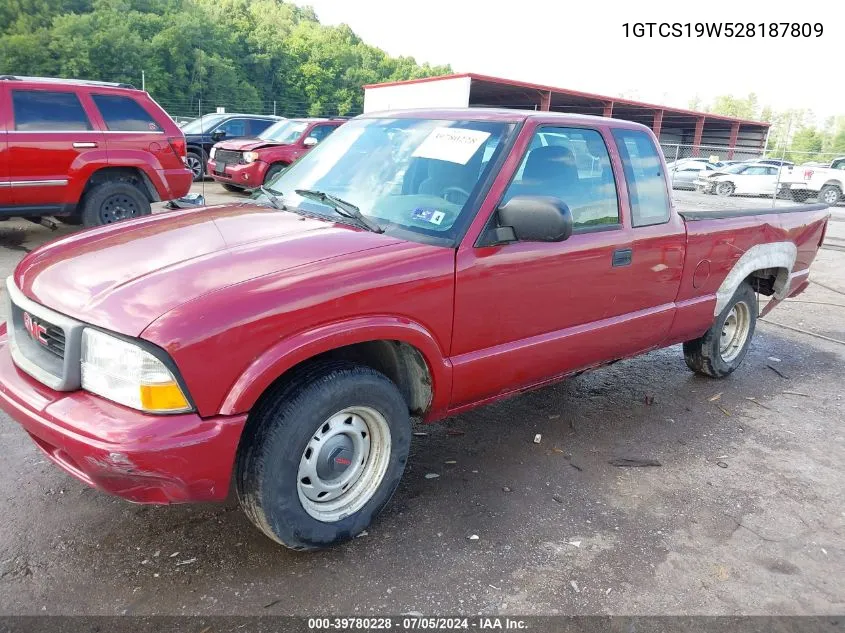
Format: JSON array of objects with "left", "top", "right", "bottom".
[
  {"left": 92, "top": 94, "right": 161, "bottom": 132},
  {"left": 612, "top": 129, "right": 670, "bottom": 227},
  {"left": 830, "top": 158, "right": 845, "bottom": 170},
  {"left": 502, "top": 127, "right": 619, "bottom": 230},
  {"left": 12, "top": 90, "right": 92, "bottom": 131}
]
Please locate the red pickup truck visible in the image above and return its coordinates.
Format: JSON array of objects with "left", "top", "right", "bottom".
[{"left": 0, "top": 109, "right": 829, "bottom": 550}]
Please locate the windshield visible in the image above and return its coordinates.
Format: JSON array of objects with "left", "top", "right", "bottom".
[
  {"left": 260, "top": 120, "right": 308, "bottom": 143},
  {"left": 180, "top": 114, "right": 227, "bottom": 134},
  {"left": 256, "top": 117, "right": 514, "bottom": 246}
]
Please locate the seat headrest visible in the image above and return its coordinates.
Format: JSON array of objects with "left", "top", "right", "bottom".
[{"left": 523, "top": 145, "right": 578, "bottom": 183}]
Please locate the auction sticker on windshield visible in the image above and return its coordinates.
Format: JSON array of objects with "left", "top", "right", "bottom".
[
  {"left": 412, "top": 127, "right": 491, "bottom": 164},
  {"left": 412, "top": 208, "right": 446, "bottom": 225}
]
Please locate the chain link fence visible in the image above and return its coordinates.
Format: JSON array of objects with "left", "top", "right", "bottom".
[{"left": 661, "top": 143, "right": 844, "bottom": 206}]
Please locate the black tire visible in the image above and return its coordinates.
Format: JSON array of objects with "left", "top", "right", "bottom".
[
  {"left": 790, "top": 189, "right": 811, "bottom": 203},
  {"left": 818, "top": 184, "right": 842, "bottom": 206},
  {"left": 236, "top": 361, "right": 411, "bottom": 550},
  {"left": 80, "top": 181, "right": 151, "bottom": 227},
  {"left": 221, "top": 183, "right": 246, "bottom": 193},
  {"left": 186, "top": 150, "right": 206, "bottom": 181},
  {"left": 715, "top": 181, "right": 734, "bottom": 197},
  {"left": 683, "top": 281, "right": 757, "bottom": 378},
  {"left": 264, "top": 163, "right": 287, "bottom": 185}
]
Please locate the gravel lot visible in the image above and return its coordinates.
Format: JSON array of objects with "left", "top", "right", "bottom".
[{"left": 0, "top": 184, "right": 843, "bottom": 616}]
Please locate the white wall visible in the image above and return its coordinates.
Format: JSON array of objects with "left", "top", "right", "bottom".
[{"left": 363, "top": 76, "right": 472, "bottom": 113}]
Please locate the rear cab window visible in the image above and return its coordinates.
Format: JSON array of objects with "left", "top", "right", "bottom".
[
  {"left": 501, "top": 126, "right": 620, "bottom": 231},
  {"left": 612, "top": 129, "right": 671, "bottom": 227},
  {"left": 91, "top": 94, "right": 162, "bottom": 132},
  {"left": 11, "top": 90, "right": 92, "bottom": 131}
]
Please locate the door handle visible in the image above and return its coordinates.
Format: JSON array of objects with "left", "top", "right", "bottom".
[
  {"left": 73, "top": 142, "right": 98, "bottom": 148},
  {"left": 612, "top": 248, "right": 633, "bottom": 267}
]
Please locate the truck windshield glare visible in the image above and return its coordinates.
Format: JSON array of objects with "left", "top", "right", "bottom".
[{"left": 259, "top": 117, "right": 514, "bottom": 245}]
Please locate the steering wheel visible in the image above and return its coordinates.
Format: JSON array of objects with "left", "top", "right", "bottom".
[{"left": 441, "top": 186, "right": 471, "bottom": 205}]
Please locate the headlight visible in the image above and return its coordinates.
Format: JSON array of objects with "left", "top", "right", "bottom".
[
  {"left": 209, "top": 147, "right": 216, "bottom": 159},
  {"left": 81, "top": 329, "right": 192, "bottom": 414},
  {"left": 243, "top": 151, "right": 259, "bottom": 163}
]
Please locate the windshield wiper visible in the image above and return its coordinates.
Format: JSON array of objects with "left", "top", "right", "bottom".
[
  {"left": 258, "top": 185, "right": 285, "bottom": 210},
  {"left": 295, "top": 189, "right": 383, "bottom": 234}
]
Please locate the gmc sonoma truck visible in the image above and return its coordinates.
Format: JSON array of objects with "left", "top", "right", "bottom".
[{"left": 0, "top": 109, "right": 829, "bottom": 550}]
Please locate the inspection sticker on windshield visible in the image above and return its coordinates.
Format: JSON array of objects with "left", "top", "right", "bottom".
[
  {"left": 412, "top": 127, "right": 491, "bottom": 164},
  {"left": 412, "top": 208, "right": 446, "bottom": 226}
]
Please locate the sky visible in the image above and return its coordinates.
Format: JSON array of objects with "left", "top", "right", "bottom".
[{"left": 298, "top": 0, "right": 840, "bottom": 121}]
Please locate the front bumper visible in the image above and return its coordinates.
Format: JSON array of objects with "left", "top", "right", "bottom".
[
  {"left": 0, "top": 326, "right": 246, "bottom": 504},
  {"left": 207, "top": 158, "right": 267, "bottom": 188}
]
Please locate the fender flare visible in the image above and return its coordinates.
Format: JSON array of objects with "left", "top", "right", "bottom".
[
  {"left": 714, "top": 241, "right": 797, "bottom": 315},
  {"left": 218, "top": 316, "right": 453, "bottom": 418}
]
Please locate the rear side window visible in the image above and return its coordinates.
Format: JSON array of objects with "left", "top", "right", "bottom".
[
  {"left": 92, "top": 94, "right": 162, "bottom": 132},
  {"left": 12, "top": 90, "right": 92, "bottom": 131},
  {"left": 612, "top": 129, "right": 671, "bottom": 227}
]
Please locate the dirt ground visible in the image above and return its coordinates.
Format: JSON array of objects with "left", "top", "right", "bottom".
[{"left": 0, "top": 185, "right": 842, "bottom": 616}]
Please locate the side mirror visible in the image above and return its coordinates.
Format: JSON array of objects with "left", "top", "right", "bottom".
[
  {"left": 211, "top": 130, "right": 226, "bottom": 141},
  {"left": 495, "top": 196, "right": 573, "bottom": 243},
  {"left": 303, "top": 136, "right": 318, "bottom": 147}
]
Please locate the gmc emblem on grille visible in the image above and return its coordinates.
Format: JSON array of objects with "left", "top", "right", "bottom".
[{"left": 22, "top": 312, "right": 48, "bottom": 346}]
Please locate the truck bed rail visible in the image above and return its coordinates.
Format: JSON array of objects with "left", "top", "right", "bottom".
[{"left": 678, "top": 203, "right": 828, "bottom": 221}]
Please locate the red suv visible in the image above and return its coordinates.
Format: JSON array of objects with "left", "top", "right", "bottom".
[
  {"left": 0, "top": 75, "right": 192, "bottom": 226},
  {"left": 207, "top": 117, "right": 346, "bottom": 191}
]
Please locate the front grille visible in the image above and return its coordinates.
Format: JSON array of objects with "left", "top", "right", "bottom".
[
  {"left": 214, "top": 149, "right": 242, "bottom": 165},
  {"left": 23, "top": 311, "right": 66, "bottom": 359},
  {"left": 6, "top": 276, "right": 84, "bottom": 391}
]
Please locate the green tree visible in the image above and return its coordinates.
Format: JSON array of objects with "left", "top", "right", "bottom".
[{"left": 0, "top": 0, "right": 450, "bottom": 119}]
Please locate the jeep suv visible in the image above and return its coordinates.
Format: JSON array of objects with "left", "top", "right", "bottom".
[
  {"left": 207, "top": 118, "right": 346, "bottom": 191},
  {"left": 181, "top": 113, "right": 282, "bottom": 181},
  {"left": 0, "top": 75, "right": 192, "bottom": 226}
]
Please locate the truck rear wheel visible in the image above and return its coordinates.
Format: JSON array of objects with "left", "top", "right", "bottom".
[
  {"left": 683, "top": 281, "right": 757, "bottom": 378},
  {"left": 235, "top": 361, "right": 411, "bottom": 550},
  {"left": 818, "top": 185, "right": 841, "bottom": 206},
  {"left": 80, "top": 181, "right": 151, "bottom": 227}
]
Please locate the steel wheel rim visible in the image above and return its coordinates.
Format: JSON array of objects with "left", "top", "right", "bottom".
[
  {"left": 720, "top": 301, "right": 751, "bottom": 362},
  {"left": 822, "top": 189, "right": 838, "bottom": 204},
  {"left": 297, "top": 406, "right": 391, "bottom": 523},
  {"left": 187, "top": 155, "right": 203, "bottom": 178},
  {"left": 100, "top": 194, "right": 139, "bottom": 223}
]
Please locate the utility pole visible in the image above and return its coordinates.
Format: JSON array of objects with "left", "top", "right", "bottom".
[{"left": 141, "top": 70, "right": 145, "bottom": 92}]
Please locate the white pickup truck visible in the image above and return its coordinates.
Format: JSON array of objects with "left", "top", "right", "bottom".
[{"left": 779, "top": 157, "right": 845, "bottom": 205}]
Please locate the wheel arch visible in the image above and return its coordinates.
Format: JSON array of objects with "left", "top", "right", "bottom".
[
  {"left": 713, "top": 242, "right": 798, "bottom": 315},
  {"left": 714, "top": 241, "right": 797, "bottom": 315},
  {"left": 81, "top": 166, "right": 160, "bottom": 203},
  {"left": 219, "top": 317, "right": 452, "bottom": 421}
]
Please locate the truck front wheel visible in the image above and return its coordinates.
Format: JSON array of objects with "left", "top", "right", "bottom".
[
  {"left": 235, "top": 361, "right": 411, "bottom": 550},
  {"left": 683, "top": 281, "right": 757, "bottom": 378}
]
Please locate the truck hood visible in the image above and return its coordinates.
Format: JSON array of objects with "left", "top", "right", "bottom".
[
  {"left": 215, "top": 138, "right": 291, "bottom": 152},
  {"left": 14, "top": 205, "right": 402, "bottom": 336}
]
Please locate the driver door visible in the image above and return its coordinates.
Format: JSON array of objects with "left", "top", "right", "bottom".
[{"left": 449, "top": 123, "right": 639, "bottom": 409}]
